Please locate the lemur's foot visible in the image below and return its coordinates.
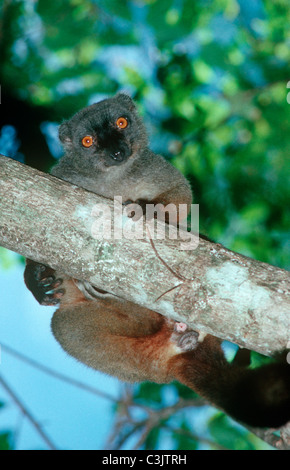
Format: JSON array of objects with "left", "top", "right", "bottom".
[
  {"left": 171, "top": 322, "right": 199, "bottom": 351},
  {"left": 177, "top": 331, "right": 199, "bottom": 351},
  {"left": 25, "top": 263, "right": 64, "bottom": 306}
]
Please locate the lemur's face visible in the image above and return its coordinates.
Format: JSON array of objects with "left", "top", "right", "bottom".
[{"left": 58, "top": 94, "right": 148, "bottom": 171}]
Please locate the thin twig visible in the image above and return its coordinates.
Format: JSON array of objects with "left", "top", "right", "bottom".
[
  {"left": 244, "top": 424, "right": 290, "bottom": 450},
  {"left": 0, "top": 342, "right": 116, "bottom": 403},
  {"left": 105, "top": 383, "right": 207, "bottom": 450},
  {"left": 161, "top": 423, "right": 228, "bottom": 450},
  {"left": 146, "top": 225, "right": 187, "bottom": 281},
  {"left": 155, "top": 283, "right": 184, "bottom": 302},
  {"left": 0, "top": 374, "right": 57, "bottom": 450},
  {"left": 146, "top": 225, "right": 189, "bottom": 302}
]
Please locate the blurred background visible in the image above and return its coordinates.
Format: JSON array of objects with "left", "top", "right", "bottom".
[{"left": 0, "top": 0, "right": 289, "bottom": 450}]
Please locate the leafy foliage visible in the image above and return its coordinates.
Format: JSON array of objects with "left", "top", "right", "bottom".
[
  {"left": 209, "top": 414, "right": 257, "bottom": 450},
  {"left": 0, "top": 248, "right": 23, "bottom": 270},
  {"left": 0, "top": 432, "right": 14, "bottom": 451},
  {"left": 0, "top": 0, "right": 289, "bottom": 450}
]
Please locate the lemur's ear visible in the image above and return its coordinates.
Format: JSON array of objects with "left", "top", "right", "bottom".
[
  {"left": 59, "top": 121, "right": 73, "bottom": 148},
  {"left": 115, "top": 92, "right": 137, "bottom": 111}
]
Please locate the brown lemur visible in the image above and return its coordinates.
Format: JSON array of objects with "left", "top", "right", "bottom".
[{"left": 24, "top": 93, "right": 290, "bottom": 428}]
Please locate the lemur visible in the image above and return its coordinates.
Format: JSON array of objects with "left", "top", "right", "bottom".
[{"left": 25, "top": 93, "right": 290, "bottom": 428}]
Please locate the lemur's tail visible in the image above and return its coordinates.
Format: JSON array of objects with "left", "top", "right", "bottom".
[{"left": 171, "top": 337, "right": 290, "bottom": 427}]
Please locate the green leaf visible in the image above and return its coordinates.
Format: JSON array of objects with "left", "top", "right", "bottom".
[
  {"left": 208, "top": 414, "right": 255, "bottom": 450},
  {"left": 173, "top": 420, "right": 198, "bottom": 450},
  {"left": 134, "top": 382, "right": 164, "bottom": 405},
  {"left": 143, "top": 426, "right": 160, "bottom": 450},
  {"left": 0, "top": 248, "right": 20, "bottom": 269},
  {"left": 0, "top": 432, "right": 14, "bottom": 451}
]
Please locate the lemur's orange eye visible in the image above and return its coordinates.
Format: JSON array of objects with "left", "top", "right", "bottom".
[
  {"left": 116, "top": 117, "right": 128, "bottom": 129},
  {"left": 82, "top": 136, "right": 93, "bottom": 148}
]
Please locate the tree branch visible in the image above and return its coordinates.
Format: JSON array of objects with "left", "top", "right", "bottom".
[{"left": 0, "top": 155, "right": 289, "bottom": 356}]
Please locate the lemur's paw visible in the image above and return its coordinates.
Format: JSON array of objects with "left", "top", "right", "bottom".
[
  {"left": 170, "top": 322, "right": 199, "bottom": 351},
  {"left": 177, "top": 331, "right": 199, "bottom": 351},
  {"left": 25, "top": 263, "right": 64, "bottom": 306},
  {"left": 123, "top": 199, "right": 148, "bottom": 221}
]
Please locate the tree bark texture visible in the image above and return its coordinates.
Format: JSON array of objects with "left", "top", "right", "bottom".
[{"left": 0, "top": 155, "right": 289, "bottom": 356}]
